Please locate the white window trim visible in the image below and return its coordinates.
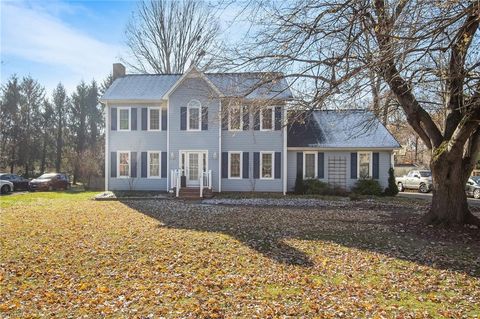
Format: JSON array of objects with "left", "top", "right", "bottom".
[
  {"left": 260, "top": 151, "right": 275, "bottom": 180},
  {"left": 147, "top": 107, "right": 161, "bottom": 131},
  {"left": 117, "top": 107, "right": 131, "bottom": 131},
  {"left": 228, "top": 151, "right": 243, "bottom": 179},
  {"left": 228, "top": 106, "right": 243, "bottom": 131},
  {"left": 260, "top": 106, "right": 274, "bottom": 131},
  {"left": 187, "top": 100, "right": 202, "bottom": 131},
  {"left": 147, "top": 151, "right": 162, "bottom": 179},
  {"left": 357, "top": 151, "right": 373, "bottom": 179},
  {"left": 303, "top": 151, "right": 318, "bottom": 179},
  {"left": 117, "top": 151, "right": 130, "bottom": 178}
]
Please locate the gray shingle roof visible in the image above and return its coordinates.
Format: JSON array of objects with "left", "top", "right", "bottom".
[
  {"left": 101, "top": 72, "right": 293, "bottom": 101},
  {"left": 288, "top": 110, "right": 400, "bottom": 149}
]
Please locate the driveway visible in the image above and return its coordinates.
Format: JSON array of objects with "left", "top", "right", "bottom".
[{"left": 398, "top": 191, "right": 480, "bottom": 207}]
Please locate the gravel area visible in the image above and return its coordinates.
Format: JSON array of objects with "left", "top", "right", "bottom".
[{"left": 202, "top": 197, "right": 350, "bottom": 207}]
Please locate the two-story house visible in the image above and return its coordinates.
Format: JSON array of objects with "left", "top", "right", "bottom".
[{"left": 100, "top": 63, "right": 400, "bottom": 197}]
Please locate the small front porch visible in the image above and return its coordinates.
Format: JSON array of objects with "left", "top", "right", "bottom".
[{"left": 170, "top": 168, "right": 213, "bottom": 199}]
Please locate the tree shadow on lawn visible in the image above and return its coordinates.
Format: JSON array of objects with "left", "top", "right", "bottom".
[{"left": 121, "top": 200, "right": 480, "bottom": 277}]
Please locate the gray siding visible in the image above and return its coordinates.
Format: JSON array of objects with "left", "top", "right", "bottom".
[
  {"left": 168, "top": 77, "right": 221, "bottom": 191},
  {"left": 287, "top": 150, "right": 392, "bottom": 192},
  {"left": 108, "top": 103, "right": 167, "bottom": 191},
  {"left": 221, "top": 107, "right": 284, "bottom": 192}
]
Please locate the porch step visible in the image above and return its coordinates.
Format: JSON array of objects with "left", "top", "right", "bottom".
[{"left": 178, "top": 187, "right": 213, "bottom": 199}]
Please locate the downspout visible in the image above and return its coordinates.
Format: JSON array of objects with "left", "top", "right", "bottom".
[
  {"left": 282, "top": 105, "right": 287, "bottom": 195},
  {"left": 218, "top": 99, "right": 222, "bottom": 192},
  {"left": 166, "top": 99, "right": 170, "bottom": 192},
  {"left": 104, "top": 101, "right": 109, "bottom": 191}
]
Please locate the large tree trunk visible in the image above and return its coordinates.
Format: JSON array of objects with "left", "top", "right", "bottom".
[{"left": 426, "top": 154, "right": 480, "bottom": 226}]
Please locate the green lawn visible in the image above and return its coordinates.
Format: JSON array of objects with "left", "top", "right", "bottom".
[{"left": 1, "top": 192, "right": 479, "bottom": 317}]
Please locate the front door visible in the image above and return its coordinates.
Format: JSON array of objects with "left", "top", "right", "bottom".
[{"left": 182, "top": 151, "right": 206, "bottom": 187}]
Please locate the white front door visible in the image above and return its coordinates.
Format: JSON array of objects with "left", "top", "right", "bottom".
[{"left": 182, "top": 151, "right": 206, "bottom": 187}]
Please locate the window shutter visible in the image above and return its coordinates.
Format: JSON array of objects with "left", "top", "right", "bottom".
[
  {"left": 274, "top": 107, "right": 282, "bottom": 130},
  {"left": 373, "top": 152, "right": 379, "bottom": 179},
  {"left": 180, "top": 107, "right": 187, "bottom": 130},
  {"left": 161, "top": 152, "right": 167, "bottom": 178},
  {"left": 202, "top": 106, "right": 208, "bottom": 130},
  {"left": 351, "top": 153, "right": 358, "bottom": 179},
  {"left": 253, "top": 152, "right": 260, "bottom": 178},
  {"left": 221, "top": 152, "right": 228, "bottom": 178},
  {"left": 253, "top": 110, "right": 260, "bottom": 130},
  {"left": 131, "top": 152, "right": 137, "bottom": 177},
  {"left": 161, "top": 109, "right": 167, "bottom": 131},
  {"left": 111, "top": 108, "right": 117, "bottom": 131},
  {"left": 110, "top": 152, "right": 117, "bottom": 177},
  {"left": 141, "top": 152, "right": 147, "bottom": 178},
  {"left": 131, "top": 108, "right": 137, "bottom": 130},
  {"left": 318, "top": 152, "right": 324, "bottom": 178},
  {"left": 296, "top": 152, "right": 303, "bottom": 177},
  {"left": 242, "top": 105, "right": 249, "bottom": 130},
  {"left": 242, "top": 152, "right": 249, "bottom": 179},
  {"left": 141, "top": 108, "right": 147, "bottom": 130},
  {"left": 274, "top": 152, "right": 281, "bottom": 179}
]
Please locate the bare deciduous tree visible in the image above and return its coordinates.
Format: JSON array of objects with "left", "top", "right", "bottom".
[
  {"left": 124, "top": 0, "right": 220, "bottom": 74},
  {"left": 223, "top": 0, "right": 480, "bottom": 226}
]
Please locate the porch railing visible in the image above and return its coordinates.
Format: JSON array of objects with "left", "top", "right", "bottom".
[
  {"left": 199, "top": 170, "right": 212, "bottom": 197},
  {"left": 170, "top": 169, "right": 183, "bottom": 197}
]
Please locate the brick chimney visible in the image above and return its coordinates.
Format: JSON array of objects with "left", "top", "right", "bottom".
[{"left": 112, "top": 63, "right": 126, "bottom": 80}]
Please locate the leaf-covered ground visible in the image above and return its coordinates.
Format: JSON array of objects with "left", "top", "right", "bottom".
[{"left": 1, "top": 192, "right": 479, "bottom": 318}]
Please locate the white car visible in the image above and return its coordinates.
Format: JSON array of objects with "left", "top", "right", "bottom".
[{"left": 0, "top": 180, "right": 14, "bottom": 194}]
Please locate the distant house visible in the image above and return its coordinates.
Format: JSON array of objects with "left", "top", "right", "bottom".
[{"left": 100, "top": 63, "right": 400, "bottom": 196}]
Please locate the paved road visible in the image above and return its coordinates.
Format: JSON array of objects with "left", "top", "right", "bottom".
[{"left": 398, "top": 192, "right": 480, "bottom": 207}]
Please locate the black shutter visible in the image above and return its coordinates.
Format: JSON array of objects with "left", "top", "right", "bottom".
[
  {"left": 253, "top": 110, "right": 260, "bottom": 130},
  {"left": 351, "top": 153, "right": 358, "bottom": 179},
  {"left": 131, "top": 152, "right": 137, "bottom": 177},
  {"left": 110, "top": 152, "right": 117, "bottom": 177},
  {"left": 297, "top": 152, "right": 303, "bottom": 177},
  {"left": 373, "top": 152, "right": 379, "bottom": 179},
  {"left": 202, "top": 106, "right": 208, "bottom": 130},
  {"left": 141, "top": 108, "right": 147, "bottom": 130},
  {"left": 180, "top": 107, "right": 187, "bottom": 130},
  {"left": 242, "top": 105, "right": 249, "bottom": 130},
  {"left": 161, "top": 152, "right": 167, "bottom": 178},
  {"left": 318, "top": 152, "right": 324, "bottom": 178},
  {"left": 274, "top": 107, "right": 282, "bottom": 130},
  {"left": 253, "top": 152, "right": 260, "bottom": 178},
  {"left": 274, "top": 152, "right": 281, "bottom": 179},
  {"left": 221, "top": 152, "right": 228, "bottom": 178},
  {"left": 161, "top": 109, "right": 167, "bottom": 131},
  {"left": 141, "top": 152, "right": 147, "bottom": 178},
  {"left": 131, "top": 108, "right": 137, "bottom": 130},
  {"left": 111, "top": 108, "right": 117, "bottom": 131},
  {"left": 242, "top": 152, "right": 249, "bottom": 178}
]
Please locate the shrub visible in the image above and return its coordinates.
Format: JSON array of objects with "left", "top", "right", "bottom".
[
  {"left": 303, "top": 179, "right": 332, "bottom": 195},
  {"left": 383, "top": 167, "right": 399, "bottom": 196},
  {"left": 294, "top": 172, "right": 305, "bottom": 195},
  {"left": 352, "top": 179, "right": 383, "bottom": 196}
]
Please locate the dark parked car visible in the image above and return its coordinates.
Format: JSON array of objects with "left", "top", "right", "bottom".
[
  {"left": 466, "top": 177, "right": 480, "bottom": 199},
  {"left": 29, "top": 173, "right": 71, "bottom": 191},
  {"left": 0, "top": 173, "right": 30, "bottom": 191}
]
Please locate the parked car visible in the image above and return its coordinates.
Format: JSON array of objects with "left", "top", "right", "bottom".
[
  {"left": 396, "top": 170, "right": 433, "bottom": 193},
  {"left": 29, "top": 173, "right": 71, "bottom": 191},
  {"left": 466, "top": 177, "right": 480, "bottom": 199},
  {"left": 0, "top": 173, "right": 30, "bottom": 191},
  {"left": 0, "top": 180, "right": 14, "bottom": 194}
]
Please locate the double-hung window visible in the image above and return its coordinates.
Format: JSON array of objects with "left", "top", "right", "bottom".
[
  {"left": 148, "top": 151, "right": 161, "bottom": 178},
  {"left": 118, "top": 107, "right": 130, "bottom": 131},
  {"left": 148, "top": 107, "right": 161, "bottom": 131},
  {"left": 260, "top": 151, "right": 274, "bottom": 179},
  {"left": 228, "top": 105, "right": 243, "bottom": 131},
  {"left": 187, "top": 100, "right": 201, "bottom": 131},
  {"left": 228, "top": 152, "right": 242, "bottom": 179},
  {"left": 303, "top": 152, "right": 317, "bottom": 179},
  {"left": 118, "top": 151, "right": 130, "bottom": 178},
  {"left": 358, "top": 152, "right": 372, "bottom": 178},
  {"left": 260, "top": 107, "right": 273, "bottom": 130}
]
